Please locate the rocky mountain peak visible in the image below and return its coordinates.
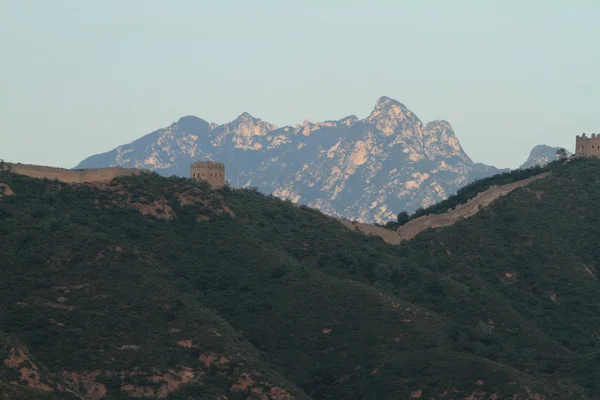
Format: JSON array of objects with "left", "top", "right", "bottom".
[
  {"left": 235, "top": 111, "right": 255, "bottom": 121},
  {"left": 229, "top": 112, "right": 277, "bottom": 137},
  {"left": 370, "top": 96, "right": 410, "bottom": 114},
  {"left": 365, "top": 96, "right": 418, "bottom": 136},
  {"left": 374, "top": 95, "right": 399, "bottom": 108}
]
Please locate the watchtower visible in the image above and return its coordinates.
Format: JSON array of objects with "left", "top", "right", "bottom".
[
  {"left": 575, "top": 133, "right": 600, "bottom": 157},
  {"left": 190, "top": 161, "right": 225, "bottom": 188}
]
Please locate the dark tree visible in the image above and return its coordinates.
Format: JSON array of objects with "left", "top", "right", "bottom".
[{"left": 397, "top": 211, "right": 409, "bottom": 225}]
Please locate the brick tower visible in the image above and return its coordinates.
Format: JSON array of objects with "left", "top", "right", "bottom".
[
  {"left": 190, "top": 161, "right": 225, "bottom": 188},
  {"left": 575, "top": 133, "right": 600, "bottom": 157}
]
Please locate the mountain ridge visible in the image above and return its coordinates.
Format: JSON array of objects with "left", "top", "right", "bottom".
[{"left": 75, "top": 97, "right": 559, "bottom": 223}]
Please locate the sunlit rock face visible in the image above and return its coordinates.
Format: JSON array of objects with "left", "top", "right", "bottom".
[{"left": 76, "top": 96, "right": 509, "bottom": 223}]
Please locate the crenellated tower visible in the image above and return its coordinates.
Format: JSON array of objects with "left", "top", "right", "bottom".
[
  {"left": 190, "top": 161, "right": 225, "bottom": 188},
  {"left": 575, "top": 133, "right": 600, "bottom": 157}
]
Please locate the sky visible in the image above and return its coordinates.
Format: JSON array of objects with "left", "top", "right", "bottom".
[{"left": 1, "top": 1, "right": 599, "bottom": 169}]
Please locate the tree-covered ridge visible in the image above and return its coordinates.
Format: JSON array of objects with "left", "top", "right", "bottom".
[{"left": 0, "top": 159, "right": 599, "bottom": 398}]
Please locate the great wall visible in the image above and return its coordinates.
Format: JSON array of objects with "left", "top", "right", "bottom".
[
  {"left": 0, "top": 162, "right": 147, "bottom": 183},
  {"left": 340, "top": 172, "right": 551, "bottom": 244},
  {"left": 0, "top": 161, "right": 228, "bottom": 189}
]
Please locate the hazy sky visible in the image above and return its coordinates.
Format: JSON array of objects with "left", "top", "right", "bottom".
[{"left": 2, "top": 1, "right": 599, "bottom": 169}]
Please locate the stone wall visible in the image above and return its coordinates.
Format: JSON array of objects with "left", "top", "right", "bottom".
[
  {"left": 336, "top": 218, "right": 402, "bottom": 245},
  {"left": 396, "top": 172, "right": 550, "bottom": 242},
  {"left": 190, "top": 161, "right": 225, "bottom": 189},
  {"left": 2, "top": 163, "right": 146, "bottom": 183}
]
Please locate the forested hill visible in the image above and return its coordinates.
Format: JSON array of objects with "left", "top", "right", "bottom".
[{"left": 1, "top": 158, "right": 600, "bottom": 399}]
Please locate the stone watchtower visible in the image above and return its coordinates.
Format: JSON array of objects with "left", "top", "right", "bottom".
[
  {"left": 576, "top": 133, "right": 600, "bottom": 157},
  {"left": 190, "top": 161, "right": 225, "bottom": 188}
]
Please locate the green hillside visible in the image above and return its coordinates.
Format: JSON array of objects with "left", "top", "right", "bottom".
[{"left": 1, "top": 158, "right": 600, "bottom": 399}]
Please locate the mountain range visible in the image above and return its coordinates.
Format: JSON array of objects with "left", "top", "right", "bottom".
[{"left": 76, "top": 97, "right": 564, "bottom": 223}]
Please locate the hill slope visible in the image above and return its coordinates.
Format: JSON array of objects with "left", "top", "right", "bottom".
[
  {"left": 75, "top": 97, "right": 508, "bottom": 224},
  {"left": 2, "top": 159, "right": 600, "bottom": 398}
]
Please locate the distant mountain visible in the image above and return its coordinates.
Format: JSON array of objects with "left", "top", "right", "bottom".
[
  {"left": 76, "top": 97, "right": 511, "bottom": 223},
  {"left": 520, "top": 144, "right": 571, "bottom": 169}
]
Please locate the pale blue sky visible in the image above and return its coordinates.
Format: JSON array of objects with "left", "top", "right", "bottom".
[{"left": 1, "top": 1, "right": 599, "bottom": 169}]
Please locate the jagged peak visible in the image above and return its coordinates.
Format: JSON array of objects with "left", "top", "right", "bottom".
[
  {"left": 366, "top": 96, "right": 412, "bottom": 121},
  {"left": 235, "top": 112, "right": 258, "bottom": 122},
  {"left": 363, "top": 96, "right": 418, "bottom": 135},
  {"left": 232, "top": 112, "right": 277, "bottom": 128},
  {"left": 224, "top": 112, "right": 278, "bottom": 136},
  {"left": 375, "top": 95, "right": 400, "bottom": 106},
  {"left": 373, "top": 96, "right": 411, "bottom": 111}
]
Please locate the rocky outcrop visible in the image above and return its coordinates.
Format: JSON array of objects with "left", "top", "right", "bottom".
[
  {"left": 0, "top": 183, "right": 14, "bottom": 198},
  {"left": 0, "top": 335, "right": 77, "bottom": 397}
]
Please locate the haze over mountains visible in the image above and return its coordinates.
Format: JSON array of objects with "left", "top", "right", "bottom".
[{"left": 76, "top": 97, "right": 563, "bottom": 223}]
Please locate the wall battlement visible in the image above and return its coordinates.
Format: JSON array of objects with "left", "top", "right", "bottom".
[
  {"left": 575, "top": 133, "right": 600, "bottom": 157},
  {"left": 0, "top": 162, "right": 147, "bottom": 183},
  {"left": 190, "top": 161, "right": 225, "bottom": 188}
]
